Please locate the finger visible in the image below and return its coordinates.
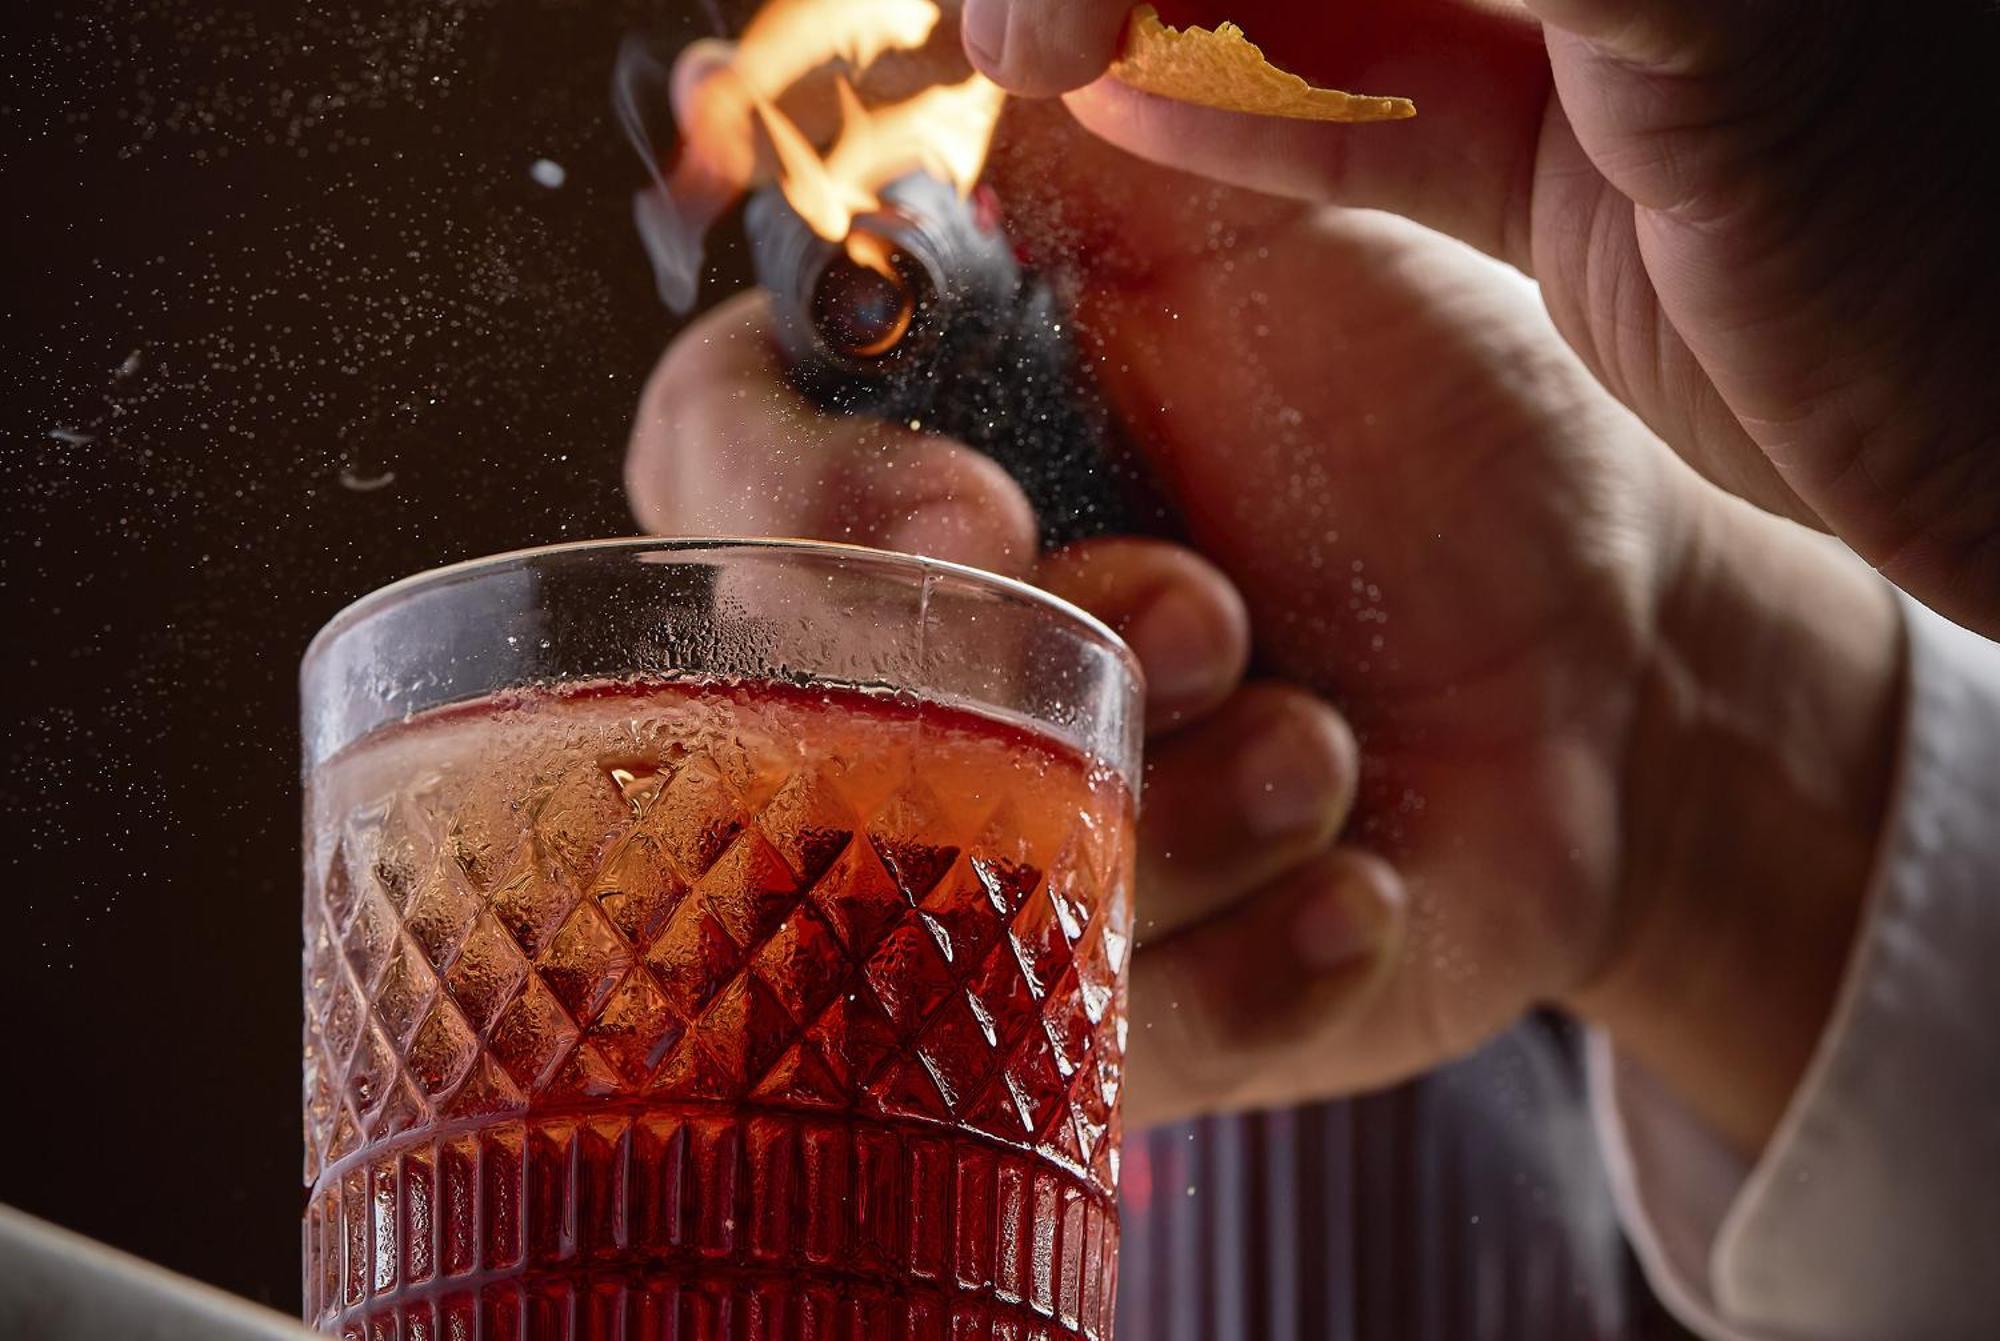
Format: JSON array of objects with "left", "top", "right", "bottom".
[
  {"left": 1134, "top": 685, "right": 1357, "bottom": 938},
  {"left": 1060, "top": 0, "right": 1553, "bottom": 268},
  {"left": 625, "top": 291, "right": 1038, "bottom": 576},
  {"left": 1123, "top": 849, "right": 1404, "bottom": 1126},
  {"left": 961, "top": 0, "right": 1130, "bottom": 98},
  {"left": 1035, "top": 538, "right": 1250, "bottom": 729}
]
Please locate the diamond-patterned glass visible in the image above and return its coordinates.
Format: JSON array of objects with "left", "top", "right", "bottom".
[
  {"left": 535, "top": 903, "right": 630, "bottom": 1021},
  {"left": 305, "top": 681, "right": 1132, "bottom": 1339},
  {"left": 401, "top": 862, "right": 480, "bottom": 973},
  {"left": 405, "top": 998, "right": 478, "bottom": 1101},
  {"left": 372, "top": 938, "right": 438, "bottom": 1052},
  {"left": 441, "top": 913, "right": 529, "bottom": 1034}
]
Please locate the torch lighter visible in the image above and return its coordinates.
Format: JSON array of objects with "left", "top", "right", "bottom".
[{"left": 746, "top": 171, "right": 1168, "bottom": 547}]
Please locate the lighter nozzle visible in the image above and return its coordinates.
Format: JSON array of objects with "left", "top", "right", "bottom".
[
  {"left": 810, "top": 239, "right": 921, "bottom": 359},
  {"left": 749, "top": 172, "right": 1018, "bottom": 384}
]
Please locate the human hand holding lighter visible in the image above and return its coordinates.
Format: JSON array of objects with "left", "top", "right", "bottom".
[
  {"left": 980, "top": 0, "right": 2000, "bottom": 637},
  {"left": 628, "top": 52, "right": 1901, "bottom": 1162}
]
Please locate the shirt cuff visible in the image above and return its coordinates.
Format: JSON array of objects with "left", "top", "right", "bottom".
[{"left": 1590, "top": 593, "right": 2000, "bottom": 1340}]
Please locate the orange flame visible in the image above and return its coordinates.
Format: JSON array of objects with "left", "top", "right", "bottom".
[
  {"left": 843, "top": 229, "right": 903, "bottom": 282},
  {"left": 737, "top": 0, "right": 940, "bottom": 93},
  {"left": 718, "top": 0, "right": 1006, "bottom": 242}
]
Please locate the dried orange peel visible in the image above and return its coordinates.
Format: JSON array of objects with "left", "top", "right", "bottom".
[{"left": 1108, "top": 5, "right": 1414, "bottom": 122}]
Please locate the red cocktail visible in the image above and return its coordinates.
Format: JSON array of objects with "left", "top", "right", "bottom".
[{"left": 300, "top": 541, "right": 1141, "bottom": 1340}]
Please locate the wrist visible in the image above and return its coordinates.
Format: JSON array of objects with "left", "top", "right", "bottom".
[{"left": 1568, "top": 484, "right": 1905, "bottom": 1155}]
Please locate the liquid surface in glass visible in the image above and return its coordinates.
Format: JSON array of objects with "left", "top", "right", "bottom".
[{"left": 303, "top": 677, "right": 1133, "bottom": 1339}]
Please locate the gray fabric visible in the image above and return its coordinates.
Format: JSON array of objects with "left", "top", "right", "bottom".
[
  {"left": 1116, "top": 1017, "right": 1692, "bottom": 1339},
  {"left": 0, "top": 1204, "right": 315, "bottom": 1340}
]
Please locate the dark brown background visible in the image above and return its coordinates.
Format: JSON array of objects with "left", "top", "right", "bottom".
[{"left": 1, "top": 0, "right": 760, "bottom": 1308}]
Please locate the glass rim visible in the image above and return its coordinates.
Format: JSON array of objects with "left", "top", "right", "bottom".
[{"left": 302, "top": 534, "right": 1141, "bottom": 684}]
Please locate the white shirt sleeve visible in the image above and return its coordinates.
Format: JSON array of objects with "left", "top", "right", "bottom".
[{"left": 1589, "top": 593, "right": 2000, "bottom": 1341}]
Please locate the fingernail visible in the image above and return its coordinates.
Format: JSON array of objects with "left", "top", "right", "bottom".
[
  {"left": 1233, "top": 718, "right": 1341, "bottom": 841},
  {"left": 1124, "top": 587, "right": 1225, "bottom": 709},
  {"left": 886, "top": 500, "right": 1014, "bottom": 572},
  {"left": 962, "top": 0, "right": 1008, "bottom": 72},
  {"left": 1292, "top": 879, "right": 1391, "bottom": 972}
]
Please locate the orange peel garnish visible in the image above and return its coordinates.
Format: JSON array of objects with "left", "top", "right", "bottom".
[{"left": 1109, "top": 5, "right": 1415, "bottom": 122}]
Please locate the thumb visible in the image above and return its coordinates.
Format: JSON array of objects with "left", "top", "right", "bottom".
[{"left": 961, "top": 0, "right": 1130, "bottom": 97}]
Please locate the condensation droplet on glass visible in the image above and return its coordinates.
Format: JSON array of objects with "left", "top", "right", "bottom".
[{"left": 528, "top": 158, "right": 566, "bottom": 188}]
